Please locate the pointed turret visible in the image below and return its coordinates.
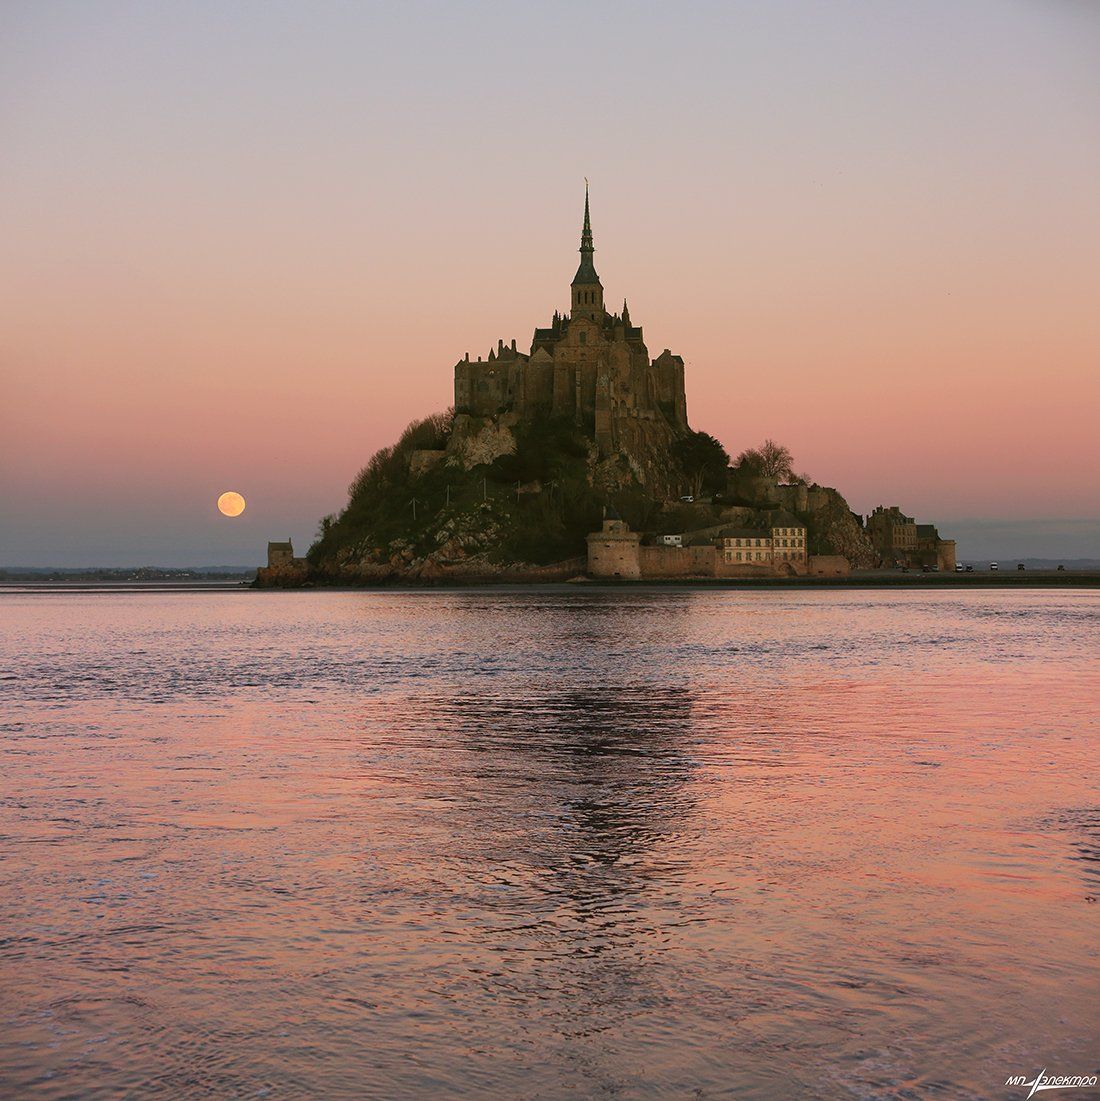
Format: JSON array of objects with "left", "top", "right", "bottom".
[
  {"left": 570, "top": 181, "right": 604, "bottom": 321},
  {"left": 621, "top": 298, "right": 631, "bottom": 327}
]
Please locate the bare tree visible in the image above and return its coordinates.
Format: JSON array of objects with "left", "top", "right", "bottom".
[
  {"left": 735, "top": 439, "right": 795, "bottom": 481},
  {"left": 758, "top": 439, "right": 793, "bottom": 479}
]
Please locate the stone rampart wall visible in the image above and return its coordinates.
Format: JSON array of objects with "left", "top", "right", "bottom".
[
  {"left": 807, "top": 555, "right": 850, "bottom": 576},
  {"left": 638, "top": 545, "right": 716, "bottom": 578}
]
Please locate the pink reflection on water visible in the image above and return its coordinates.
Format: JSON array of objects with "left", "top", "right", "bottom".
[{"left": 0, "top": 590, "right": 1097, "bottom": 1098}]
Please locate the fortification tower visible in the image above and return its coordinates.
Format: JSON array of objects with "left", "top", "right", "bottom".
[{"left": 570, "top": 183, "right": 604, "bottom": 322}]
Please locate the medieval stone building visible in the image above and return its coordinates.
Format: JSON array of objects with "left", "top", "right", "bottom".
[
  {"left": 867, "top": 505, "right": 956, "bottom": 570},
  {"left": 585, "top": 516, "right": 845, "bottom": 580},
  {"left": 453, "top": 187, "right": 689, "bottom": 458}
]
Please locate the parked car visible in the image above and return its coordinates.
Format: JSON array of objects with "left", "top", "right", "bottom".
[
  {"left": 990, "top": 562, "right": 999, "bottom": 571},
  {"left": 955, "top": 563, "right": 965, "bottom": 571},
  {"left": 1057, "top": 564, "right": 1066, "bottom": 571},
  {"left": 1017, "top": 563, "right": 1026, "bottom": 571},
  {"left": 921, "top": 564, "right": 932, "bottom": 573},
  {"left": 679, "top": 495, "right": 694, "bottom": 503},
  {"left": 965, "top": 565, "right": 973, "bottom": 572}
]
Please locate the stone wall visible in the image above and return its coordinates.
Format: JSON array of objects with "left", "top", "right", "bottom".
[
  {"left": 588, "top": 521, "right": 834, "bottom": 580},
  {"left": 255, "top": 559, "right": 309, "bottom": 586},
  {"left": 807, "top": 555, "right": 850, "bottom": 576},
  {"left": 638, "top": 544, "right": 716, "bottom": 578},
  {"left": 776, "top": 483, "right": 810, "bottom": 513}
]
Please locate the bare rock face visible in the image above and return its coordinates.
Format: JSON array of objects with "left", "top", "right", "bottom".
[
  {"left": 447, "top": 414, "right": 517, "bottom": 470},
  {"left": 804, "top": 488, "right": 878, "bottom": 567},
  {"left": 719, "top": 505, "right": 757, "bottom": 526}
]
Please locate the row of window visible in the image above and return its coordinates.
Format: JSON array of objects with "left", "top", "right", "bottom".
[
  {"left": 724, "top": 548, "right": 806, "bottom": 563},
  {"left": 724, "top": 537, "right": 804, "bottom": 548}
]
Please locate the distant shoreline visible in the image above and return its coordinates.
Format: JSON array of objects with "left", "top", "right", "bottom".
[
  {"left": 4, "top": 570, "right": 1100, "bottom": 593},
  {"left": 253, "top": 569, "right": 1100, "bottom": 591}
]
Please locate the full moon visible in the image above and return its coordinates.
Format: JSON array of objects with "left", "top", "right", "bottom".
[{"left": 217, "top": 491, "right": 246, "bottom": 517}]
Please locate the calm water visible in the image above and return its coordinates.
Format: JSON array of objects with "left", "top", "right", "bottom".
[{"left": 1, "top": 589, "right": 1097, "bottom": 1099}]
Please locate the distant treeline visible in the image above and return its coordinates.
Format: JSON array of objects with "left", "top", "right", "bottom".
[{"left": 1, "top": 567, "right": 257, "bottom": 582}]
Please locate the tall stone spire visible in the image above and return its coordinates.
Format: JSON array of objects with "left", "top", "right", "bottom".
[
  {"left": 571, "top": 181, "right": 604, "bottom": 320},
  {"left": 572, "top": 182, "right": 600, "bottom": 288}
]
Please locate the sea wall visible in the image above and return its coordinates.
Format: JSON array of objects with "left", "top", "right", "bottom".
[
  {"left": 638, "top": 544, "right": 716, "bottom": 578},
  {"left": 807, "top": 555, "right": 849, "bottom": 577}
]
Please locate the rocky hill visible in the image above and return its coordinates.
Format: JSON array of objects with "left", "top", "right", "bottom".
[
  {"left": 258, "top": 407, "right": 878, "bottom": 586},
  {"left": 259, "top": 188, "right": 887, "bottom": 586},
  {"left": 299, "top": 411, "right": 669, "bottom": 584}
]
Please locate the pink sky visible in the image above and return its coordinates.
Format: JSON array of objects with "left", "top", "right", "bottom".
[{"left": 2, "top": 2, "right": 1098, "bottom": 564}]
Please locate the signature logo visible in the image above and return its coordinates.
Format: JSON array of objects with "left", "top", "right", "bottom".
[{"left": 1005, "top": 1070, "right": 1098, "bottom": 1098}]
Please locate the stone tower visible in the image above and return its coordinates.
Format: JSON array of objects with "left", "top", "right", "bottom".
[{"left": 570, "top": 184, "right": 604, "bottom": 322}]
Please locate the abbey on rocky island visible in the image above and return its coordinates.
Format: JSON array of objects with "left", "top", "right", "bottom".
[
  {"left": 453, "top": 186, "right": 688, "bottom": 459},
  {"left": 257, "top": 186, "right": 958, "bottom": 587}
]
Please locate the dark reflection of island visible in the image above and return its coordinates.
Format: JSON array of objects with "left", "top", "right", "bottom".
[
  {"left": 349, "top": 592, "right": 718, "bottom": 1091},
  {"left": 451, "top": 680, "right": 699, "bottom": 884},
  {"left": 421, "top": 592, "right": 703, "bottom": 933},
  {"left": 426, "top": 674, "right": 705, "bottom": 1084}
]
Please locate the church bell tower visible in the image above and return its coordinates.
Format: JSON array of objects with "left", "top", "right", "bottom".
[{"left": 570, "top": 183, "right": 604, "bottom": 322}]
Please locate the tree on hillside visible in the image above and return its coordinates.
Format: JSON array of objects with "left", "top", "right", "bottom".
[
  {"left": 734, "top": 438, "right": 796, "bottom": 481},
  {"left": 346, "top": 409, "right": 455, "bottom": 503},
  {"left": 673, "top": 430, "right": 730, "bottom": 498}
]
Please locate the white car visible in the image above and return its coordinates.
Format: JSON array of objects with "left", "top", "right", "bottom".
[{"left": 990, "top": 562, "right": 999, "bottom": 571}]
